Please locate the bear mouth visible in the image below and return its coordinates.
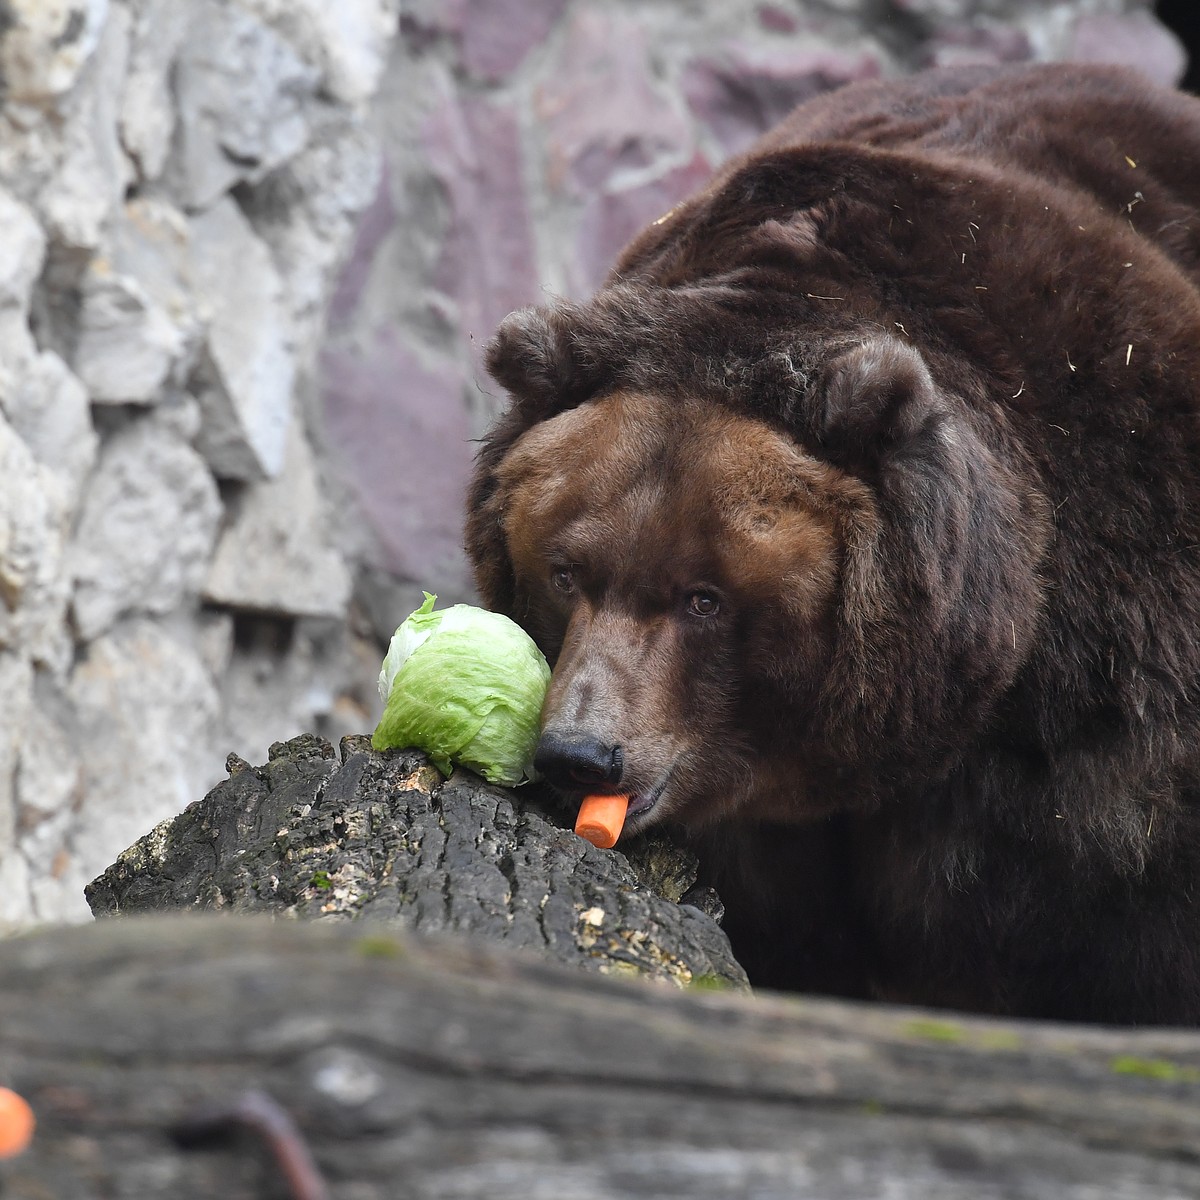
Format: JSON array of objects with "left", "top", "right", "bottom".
[{"left": 622, "top": 768, "right": 675, "bottom": 826}]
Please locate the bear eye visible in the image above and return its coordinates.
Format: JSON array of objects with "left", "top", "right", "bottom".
[
  {"left": 686, "top": 590, "right": 720, "bottom": 617},
  {"left": 551, "top": 566, "right": 575, "bottom": 595}
]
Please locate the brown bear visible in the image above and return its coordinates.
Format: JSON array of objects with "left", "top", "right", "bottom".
[{"left": 465, "top": 63, "right": 1200, "bottom": 1024}]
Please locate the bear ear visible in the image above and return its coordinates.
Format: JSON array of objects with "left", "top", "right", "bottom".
[
  {"left": 485, "top": 304, "right": 602, "bottom": 420},
  {"left": 814, "top": 337, "right": 946, "bottom": 468}
]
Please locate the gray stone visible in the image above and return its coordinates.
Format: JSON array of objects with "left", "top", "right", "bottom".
[
  {"left": 0, "top": 0, "right": 110, "bottom": 105},
  {"left": 238, "top": 0, "right": 400, "bottom": 107},
  {"left": 216, "top": 616, "right": 377, "bottom": 767},
  {"left": 203, "top": 420, "right": 352, "bottom": 619},
  {"left": 325, "top": 161, "right": 398, "bottom": 330},
  {"left": 72, "top": 265, "right": 187, "bottom": 403},
  {"left": 119, "top": 0, "right": 191, "bottom": 182},
  {"left": 0, "top": 650, "right": 33, "bottom": 927},
  {"left": 109, "top": 197, "right": 204, "bottom": 369},
  {"left": 0, "top": 411, "right": 71, "bottom": 670},
  {"left": 3, "top": 348, "right": 98, "bottom": 518},
  {"left": 70, "top": 420, "right": 222, "bottom": 642},
  {"left": 67, "top": 616, "right": 222, "bottom": 907},
  {"left": 15, "top": 688, "right": 81, "bottom": 826},
  {"left": 238, "top": 114, "right": 383, "bottom": 350},
  {"left": 37, "top": 2, "right": 133, "bottom": 253},
  {"left": 0, "top": 187, "right": 45, "bottom": 309},
  {"left": 188, "top": 196, "right": 295, "bottom": 480},
  {"left": 15, "top": 688, "right": 85, "bottom": 923},
  {"left": 166, "top": 0, "right": 320, "bottom": 211}
]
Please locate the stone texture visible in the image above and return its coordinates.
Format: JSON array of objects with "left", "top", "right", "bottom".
[
  {"left": 1069, "top": 11, "right": 1188, "bottom": 86},
  {"left": 321, "top": 333, "right": 472, "bottom": 584},
  {"left": 0, "top": 0, "right": 397, "bottom": 925},
  {"left": 574, "top": 151, "right": 714, "bottom": 295},
  {"left": 0, "top": 410, "right": 70, "bottom": 668},
  {"left": 189, "top": 196, "right": 295, "bottom": 481},
  {"left": 0, "top": 651, "right": 34, "bottom": 927},
  {"left": 203, "top": 420, "right": 352, "bottom": 619},
  {"left": 119, "top": 0, "right": 191, "bottom": 182},
  {"left": 460, "top": 0, "right": 568, "bottom": 82},
  {"left": 238, "top": 0, "right": 401, "bottom": 107},
  {"left": 166, "top": 0, "right": 319, "bottom": 211},
  {"left": 69, "top": 420, "right": 222, "bottom": 642},
  {"left": 683, "top": 41, "right": 885, "bottom": 156},
  {"left": 238, "top": 115, "right": 383, "bottom": 349},
  {"left": 0, "top": 0, "right": 110, "bottom": 104},
  {"left": 216, "top": 616, "right": 377, "bottom": 766},
  {"left": 16, "top": 688, "right": 86, "bottom": 923},
  {"left": 423, "top": 87, "right": 540, "bottom": 364},
  {"left": 2, "top": 349, "right": 98, "bottom": 517},
  {"left": 37, "top": 2, "right": 132, "bottom": 253},
  {"left": 66, "top": 617, "right": 222, "bottom": 917},
  {"left": 921, "top": 22, "right": 1033, "bottom": 70},
  {"left": 0, "top": 186, "right": 45, "bottom": 308},
  {"left": 400, "top": 0, "right": 567, "bottom": 82},
  {"left": 538, "top": 9, "right": 691, "bottom": 196},
  {"left": 72, "top": 264, "right": 187, "bottom": 403}
]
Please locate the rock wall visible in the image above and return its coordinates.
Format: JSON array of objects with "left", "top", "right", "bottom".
[
  {"left": 0, "top": 0, "right": 399, "bottom": 924},
  {"left": 0, "top": 0, "right": 1185, "bottom": 926},
  {"left": 321, "top": 0, "right": 1186, "bottom": 645}
]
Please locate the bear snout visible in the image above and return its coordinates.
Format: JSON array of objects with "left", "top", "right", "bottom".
[{"left": 534, "top": 729, "right": 624, "bottom": 790}]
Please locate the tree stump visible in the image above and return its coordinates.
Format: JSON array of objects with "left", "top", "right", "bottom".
[{"left": 85, "top": 733, "right": 747, "bottom": 990}]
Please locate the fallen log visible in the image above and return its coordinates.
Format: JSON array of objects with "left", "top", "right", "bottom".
[{"left": 4, "top": 916, "right": 1200, "bottom": 1199}]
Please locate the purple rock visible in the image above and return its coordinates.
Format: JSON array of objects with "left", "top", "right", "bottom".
[
  {"left": 921, "top": 24, "right": 1032, "bottom": 70},
  {"left": 538, "top": 8, "right": 691, "bottom": 196},
  {"left": 757, "top": 5, "right": 798, "bottom": 34},
  {"left": 1068, "top": 11, "right": 1187, "bottom": 88},
  {"left": 461, "top": 0, "right": 567, "bottom": 82},
  {"left": 422, "top": 93, "right": 540, "bottom": 364},
  {"left": 320, "top": 335, "right": 471, "bottom": 580},
  {"left": 573, "top": 152, "right": 714, "bottom": 295},
  {"left": 684, "top": 44, "right": 883, "bottom": 157},
  {"left": 327, "top": 162, "right": 397, "bottom": 332}
]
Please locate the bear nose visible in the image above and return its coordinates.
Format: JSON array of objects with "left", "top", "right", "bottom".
[{"left": 534, "top": 731, "right": 624, "bottom": 789}]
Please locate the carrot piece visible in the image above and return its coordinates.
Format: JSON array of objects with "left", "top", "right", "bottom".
[
  {"left": 575, "top": 794, "right": 629, "bottom": 849},
  {"left": 0, "top": 1087, "right": 34, "bottom": 1158}
]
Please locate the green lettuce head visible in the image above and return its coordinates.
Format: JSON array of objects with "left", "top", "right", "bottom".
[{"left": 372, "top": 593, "right": 551, "bottom": 786}]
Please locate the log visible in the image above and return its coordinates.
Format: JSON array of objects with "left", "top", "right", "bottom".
[
  {"left": 4, "top": 916, "right": 1200, "bottom": 1199},
  {"left": 85, "top": 734, "right": 746, "bottom": 991}
]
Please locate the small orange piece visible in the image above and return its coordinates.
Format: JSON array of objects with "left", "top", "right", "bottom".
[
  {"left": 575, "top": 794, "right": 629, "bottom": 849},
  {"left": 0, "top": 1087, "right": 34, "bottom": 1158}
]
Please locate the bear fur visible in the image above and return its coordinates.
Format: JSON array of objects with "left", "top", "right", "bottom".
[{"left": 465, "top": 64, "right": 1200, "bottom": 1024}]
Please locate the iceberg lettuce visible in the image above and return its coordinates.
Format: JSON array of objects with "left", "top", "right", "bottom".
[{"left": 372, "top": 593, "right": 551, "bottom": 786}]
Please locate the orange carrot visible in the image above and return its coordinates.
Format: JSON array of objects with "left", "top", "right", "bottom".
[
  {"left": 0, "top": 1087, "right": 34, "bottom": 1158},
  {"left": 575, "top": 794, "right": 629, "bottom": 849}
]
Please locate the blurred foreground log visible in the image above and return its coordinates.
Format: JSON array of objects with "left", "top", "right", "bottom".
[{"left": 5, "top": 917, "right": 1200, "bottom": 1199}]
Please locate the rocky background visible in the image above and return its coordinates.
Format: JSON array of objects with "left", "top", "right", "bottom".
[{"left": 0, "top": 0, "right": 1189, "bottom": 926}]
